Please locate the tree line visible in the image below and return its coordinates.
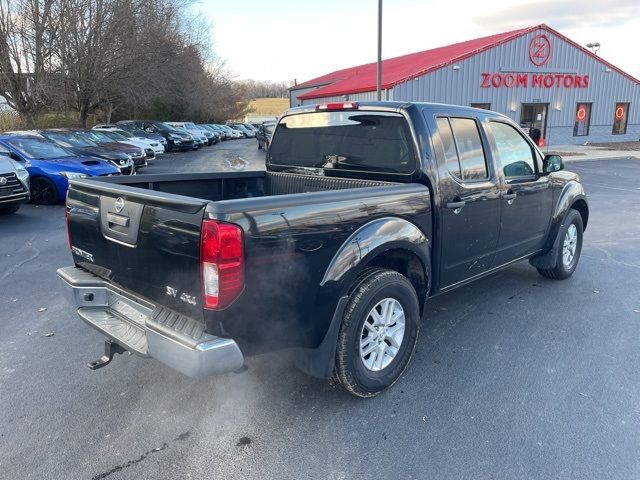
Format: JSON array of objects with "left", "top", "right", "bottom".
[
  {"left": 238, "top": 79, "right": 289, "bottom": 99},
  {"left": 0, "top": 0, "right": 256, "bottom": 127}
]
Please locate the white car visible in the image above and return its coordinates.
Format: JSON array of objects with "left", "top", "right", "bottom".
[
  {"left": 93, "top": 126, "right": 165, "bottom": 155},
  {"left": 165, "top": 122, "right": 210, "bottom": 146},
  {"left": 219, "top": 125, "right": 243, "bottom": 139}
]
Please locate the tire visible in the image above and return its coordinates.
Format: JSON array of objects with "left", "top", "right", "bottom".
[
  {"left": 0, "top": 204, "right": 20, "bottom": 214},
  {"left": 537, "top": 209, "right": 583, "bottom": 280},
  {"left": 335, "top": 268, "right": 420, "bottom": 398},
  {"left": 31, "top": 177, "right": 59, "bottom": 205}
]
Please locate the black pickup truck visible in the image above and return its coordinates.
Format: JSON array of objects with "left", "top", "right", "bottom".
[{"left": 58, "top": 101, "right": 588, "bottom": 397}]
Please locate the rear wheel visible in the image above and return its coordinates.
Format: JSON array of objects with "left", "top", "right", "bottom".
[
  {"left": 31, "top": 177, "right": 58, "bottom": 205},
  {"left": 0, "top": 204, "right": 20, "bottom": 214},
  {"left": 335, "top": 268, "right": 420, "bottom": 398},
  {"left": 537, "top": 209, "right": 583, "bottom": 280}
]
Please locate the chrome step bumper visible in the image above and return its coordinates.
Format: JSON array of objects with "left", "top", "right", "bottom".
[{"left": 57, "top": 266, "right": 244, "bottom": 377}]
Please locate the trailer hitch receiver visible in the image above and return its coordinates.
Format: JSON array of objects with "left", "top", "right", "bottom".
[{"left": 88, "top": 340, "right": 127, "bottom": 370}]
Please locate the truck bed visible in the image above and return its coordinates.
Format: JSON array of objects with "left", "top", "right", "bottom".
[
  {"left": 66, "top": 170, "right": 431, "bottom": 353},
  {"left": 96, "top": 170, "right": 394, "bottom": 201}
]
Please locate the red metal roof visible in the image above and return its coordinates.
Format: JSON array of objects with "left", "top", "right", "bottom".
[{"left": 295, "top": 24, "right": 640, "bottom": 101}]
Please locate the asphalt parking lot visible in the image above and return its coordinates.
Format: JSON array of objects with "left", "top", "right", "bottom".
[{"left": 1, "top": 140, "right": 639, "bottom": 480}]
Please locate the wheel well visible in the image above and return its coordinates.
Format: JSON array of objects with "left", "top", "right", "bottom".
[
  {"left": 571, "top": 199, "right": 589, "bottom": 231},
  {"left": 365, "top": 249, "right": 428, "bottom": 314}
]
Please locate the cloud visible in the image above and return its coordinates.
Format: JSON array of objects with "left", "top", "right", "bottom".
[{"left": 473, "top": 0, "right": 640, "bottom": 30}]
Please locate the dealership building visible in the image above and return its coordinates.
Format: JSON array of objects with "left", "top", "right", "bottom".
[{"left": 289, "top": 24, "right": 640, "bottom": 145}]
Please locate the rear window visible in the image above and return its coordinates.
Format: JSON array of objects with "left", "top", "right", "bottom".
[{"left": 269, "top": 111, "right": 416, "bottom": 174}]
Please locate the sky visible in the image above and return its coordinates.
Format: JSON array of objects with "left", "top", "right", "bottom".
[{"left": 196, "top": 0, "right": 640, "bottom": 84}]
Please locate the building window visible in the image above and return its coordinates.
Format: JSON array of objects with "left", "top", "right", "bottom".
[
  {"left": 573, "top": 103, "right": 592, "bottom": 136},
  {"left": 470, "top": 103, "right": 491, "bottom": 110},
  {"left": 612, "top": 103, "right": 630, "bottom": 135}
]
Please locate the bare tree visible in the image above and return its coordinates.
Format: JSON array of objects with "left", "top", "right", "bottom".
[
  {"left": 0, "top": 0, "right": 59, "bottom": 127},
  {"left": 54, "top": 0, "right": 131, "bottom": 126}
]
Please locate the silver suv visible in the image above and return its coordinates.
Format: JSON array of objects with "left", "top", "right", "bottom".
[{"left": 0, "top": 145, "right": 30, "bottom": 214}]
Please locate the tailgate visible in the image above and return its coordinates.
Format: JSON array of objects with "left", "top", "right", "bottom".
[{"left": 66, "top": 178, "right": 209, "bottom": 320}]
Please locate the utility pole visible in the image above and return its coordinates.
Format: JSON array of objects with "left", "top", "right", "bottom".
[{"left": 376, "top": 0, "right": 382, "bottom": 101}]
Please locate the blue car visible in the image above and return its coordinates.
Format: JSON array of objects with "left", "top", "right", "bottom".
[{"left": 0, "top": 135, "right": 120, "bottom": 204}]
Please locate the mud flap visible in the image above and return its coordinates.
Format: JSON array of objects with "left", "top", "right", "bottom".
[
  {"left": 529, "top": 225, "right": 562, "bottom": 269},
  {"left": 294, "top": 296, "right": 349, "bottom": 379}
]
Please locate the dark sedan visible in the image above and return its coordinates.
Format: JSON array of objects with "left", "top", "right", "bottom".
[
  {"left": 38, "top": 129, "right": 135, "bottom": 175},
  {"left": 81, "top": 130, "right": 149, "bottom": 167}
]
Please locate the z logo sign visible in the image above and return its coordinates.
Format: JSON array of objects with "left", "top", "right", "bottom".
[{"left": 529, "top": 34, "right": 552, "bottom": 67}]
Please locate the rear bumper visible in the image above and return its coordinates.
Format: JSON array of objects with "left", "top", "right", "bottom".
[{"left": 57, "top": 266, "right": 244, "bottom": 377}]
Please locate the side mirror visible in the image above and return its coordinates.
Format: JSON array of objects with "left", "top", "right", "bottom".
[{"left": 543, "top": 154, "right": 563, "bottom": 174}]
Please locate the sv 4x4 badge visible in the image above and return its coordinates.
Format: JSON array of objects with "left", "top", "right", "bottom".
[{"left": 165, "top": 286, "right": 197, "bottom": 306}]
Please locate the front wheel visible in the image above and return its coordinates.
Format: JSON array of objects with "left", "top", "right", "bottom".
[
  {"left": 335, "top": 268, "right": 420, "bottom": 398},
  {"left": 537, "top": 209, "right": 583, "bottom": 280},
  {"left": 31, "top": 177, "right": 59, "bottom": 205}
]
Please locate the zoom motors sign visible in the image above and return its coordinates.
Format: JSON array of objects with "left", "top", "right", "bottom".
[
  {"left": 480, "top": 34, "right": 589, "bottom": 89},
  {"left": 481, "top": 72, "right": 590, "bottom": 89}
]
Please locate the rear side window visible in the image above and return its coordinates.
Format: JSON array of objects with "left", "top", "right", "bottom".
[
  {"left": 435, "top": 116, "right": 488, "bottom": 181},
  {"left": 449, "top": 118, "right": 488, "bottom": 181},
  {"left": 435, "top": 118, "right": 461, "bottom": 178},
  {"left": 269, "top": 111, "right": 417, "bottom": 174}
]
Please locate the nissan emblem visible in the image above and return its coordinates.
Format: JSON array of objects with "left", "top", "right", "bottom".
[{"left": 114, "top": 197, "right": 125, "bottom": 213}]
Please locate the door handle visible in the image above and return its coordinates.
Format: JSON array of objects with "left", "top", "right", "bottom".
[
  {"left": 445, "top": 200, "right": 466, "bottom": 211},
  {"left": 503, "top": 191, "right": 517, "bottom": 204}
]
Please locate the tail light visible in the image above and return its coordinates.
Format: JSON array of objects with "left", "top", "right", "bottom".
[
  {"left": 200, "top": 220, "right": 244, "bottom": 310},
  {"left": 316, "top": 102, "right": 358, "bottom": 111}
]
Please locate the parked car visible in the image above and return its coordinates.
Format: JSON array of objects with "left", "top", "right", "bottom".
[
  {"left": 210, "top": 124, "right": 232, "bottom": 140},
  {"left": 197, "top": 125, "right": 221, "bottom": 144},
  {"left": 228, "top": 123, "right": 255, "bottom": 138},
  {"left": 129, "top": 130, "right": 168, "bottom": 149},
  {"left": 0, "top": 143, "right": 30, "bottom": 213},
  {"left": 219, "top": 124, "right": 243, "bottom": 139},
  {"left": 93, "top": 125, "right": 165, "bottom": 155},
  {"left": 58, "top": 101, "right": 588, "bottom": 398},
  {"left": 169, "top": 127, "right": 201, "bottom": 149},
  {"left": 165, "top": 122, "right": 211, "bottom": 146},
  {"left": 0, "top": 135, "right": 118, "bottom": 205},
  {"left": 242, "top": 123, "right": 258, "bottom": 135},
  {"left": 89, "top": 129, "right": 157, "bottom": 161},
  {"left": 255, "top": 122, "right": 275, "bottom": 150},
  {"left": 79, "top": 130, "right": 148, "bottom": 168},
  {"left": 35, "top": 129, "right": 135, "bottom": 175},
  {"left": 103, "top": 122, "right": 168, "bottom": 149},
  {"left": 117, "top": 120, "right": 194, "bottom": 151}
]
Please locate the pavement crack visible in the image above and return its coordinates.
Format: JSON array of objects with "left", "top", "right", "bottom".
[
  {"left": 594, "top": 246, "right": 640, "bottom": 270},
  {"left": 91, "top": 442, "right": 168, "bottom": 480},
  {"left": 1, "top": 236, "right": 41, "bottom": 280}
]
